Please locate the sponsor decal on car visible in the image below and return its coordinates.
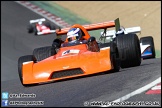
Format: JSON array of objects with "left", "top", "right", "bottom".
[{"left": 62, "top": 49, "right": 80, "bottom": 56}]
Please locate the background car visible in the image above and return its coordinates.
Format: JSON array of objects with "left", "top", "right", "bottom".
[{"left": 27, "top": 18, "right": 56, "bottom": 35}]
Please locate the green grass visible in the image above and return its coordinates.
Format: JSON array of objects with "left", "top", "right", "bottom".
[{"left": 155, "top": 50, "right": 161, "bottom": 58}]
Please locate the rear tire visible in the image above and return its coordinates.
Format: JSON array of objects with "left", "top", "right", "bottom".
[
  {"left": 43, "top": 22, "right": 55, "bottom": 30},
  {"left": 33, "top": 46, "right": 56, "bottom": 62},
  {"left": 43, "top": 22, "right": 50, "bottom": 28},
  {"left": 116, "top": 34, "right": 141, "bottom": 68},
  {"left": 18, "top": 55, "right": 37, "bottom": 86},
  {"left": 140, "top": 36, "right": 155, "bottom": 59},
  {"left": 50, "top": 24, "right": 56, "bottom": 30}
]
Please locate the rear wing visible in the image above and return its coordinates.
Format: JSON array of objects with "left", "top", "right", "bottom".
[
  {"left": 29, "top": 18, "right": 46, "bottom": 24},
  {"left": 55, "top": 20, "right": 115, "bottom": 35},
  {"left": 32, "top": 18, "right": 123, "bottom": 36}
]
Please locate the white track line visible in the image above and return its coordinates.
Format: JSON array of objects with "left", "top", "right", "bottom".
[{"left": 101, "top": 77, "right": 161, "bottom": 107}]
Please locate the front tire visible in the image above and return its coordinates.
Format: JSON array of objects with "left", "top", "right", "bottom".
[
  {"left": 18, "top": 55, "right": 36, "bottom": 86},
  {"left": 140, "top": 36, "right": 155, "bottom": 59}
]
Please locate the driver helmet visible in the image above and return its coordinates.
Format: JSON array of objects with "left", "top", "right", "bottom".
[{"left": 67, "top": 28, "right": 82, "bottom": 42}]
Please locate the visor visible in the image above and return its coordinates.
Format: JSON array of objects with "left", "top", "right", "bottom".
[
  {"left": 68, "top": 36, "right": 79, "bottom": 42},
  {"left": 67, "top": 34, "right": 79, "bottom": 42}
]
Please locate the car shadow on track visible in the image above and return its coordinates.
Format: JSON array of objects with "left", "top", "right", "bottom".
[
  {"left": 140, "top": 63, "right": 155, "bottom": 66},
  {"left": 24, "top": 69, "right": 122, "bottom": 87}
]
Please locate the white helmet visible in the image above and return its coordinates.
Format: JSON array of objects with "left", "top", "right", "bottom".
[{"left": 67, "top": 28, "right": 82, "bottom": 42}]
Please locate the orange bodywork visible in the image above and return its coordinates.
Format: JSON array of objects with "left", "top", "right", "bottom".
[
  {"left": 22, "top": 20, "right": 115, "bottom": 84},
  {"left": 23, "top": 45, "right": 112, "bottom": 84}
]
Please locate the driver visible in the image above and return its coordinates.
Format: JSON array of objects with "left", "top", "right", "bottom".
[
  {"left": 61, "top": 28, "right": 87, "bottom": 47},
  {"left": 52, "top": 27, "right": 99, "bottom": 52}
]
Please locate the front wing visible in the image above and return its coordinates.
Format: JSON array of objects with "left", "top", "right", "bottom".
[{"left": 37, "top": 30, "right": 56, "bottom": 35}]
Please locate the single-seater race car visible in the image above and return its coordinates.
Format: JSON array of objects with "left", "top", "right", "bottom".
[
  {"left": 100, "top": 18, "right": 156, "bottom": 60},
  {"left": 27, "top": 18, "right": 56, "bottom": 35},
  {"left": 18, "top": 18, "right": 141, "bottom": 86}
]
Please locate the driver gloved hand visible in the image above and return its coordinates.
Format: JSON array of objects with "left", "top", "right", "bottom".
[
  {"left": 88, "top": 37, "right": 96, "bottom": 42},
  {"left": 52, "top": 42, "right": 60, "bottom": 48}
]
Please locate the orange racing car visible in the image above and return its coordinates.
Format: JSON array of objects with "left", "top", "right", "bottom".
[{"left": 18, "top": 18, "right": 141, "bottom": 86}]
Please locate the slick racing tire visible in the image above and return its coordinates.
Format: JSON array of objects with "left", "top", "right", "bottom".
[
  {"left": 33, "top": 46, "right": 56, "bottom": 62},
  {"left": 99, "top": 42, "right": 120, "bottom": 72},
  {"left": 18, "top": 55, "right": 37, "bottom": 86},
  {"left": 34, "top": 25, "right": 38, "bottom": 35},
  {"left": 140, "top": 36, "right": 156, "bottom": 59},
  {"left": 116, "top": 34, "right": 141, "bottom": 68},
  {"left": 110, "top": 42, "right": 120, "bottom": 72},
  {"left": 27, "top": 24, "right": 34, "bottom": 33},
  {"left": 50, "top": 24, "right": 56, "bottom": 30},
  {"left": 44, "top": 22, "right": 56, "bottom": 30},
  {"left": 43, "top": 22, "right": 50, "bottom": 28}
]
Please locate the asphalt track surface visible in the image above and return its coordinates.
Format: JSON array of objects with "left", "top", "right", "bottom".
[{"left": 1, "top": 1, "right": 161, "bottom": 107}]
